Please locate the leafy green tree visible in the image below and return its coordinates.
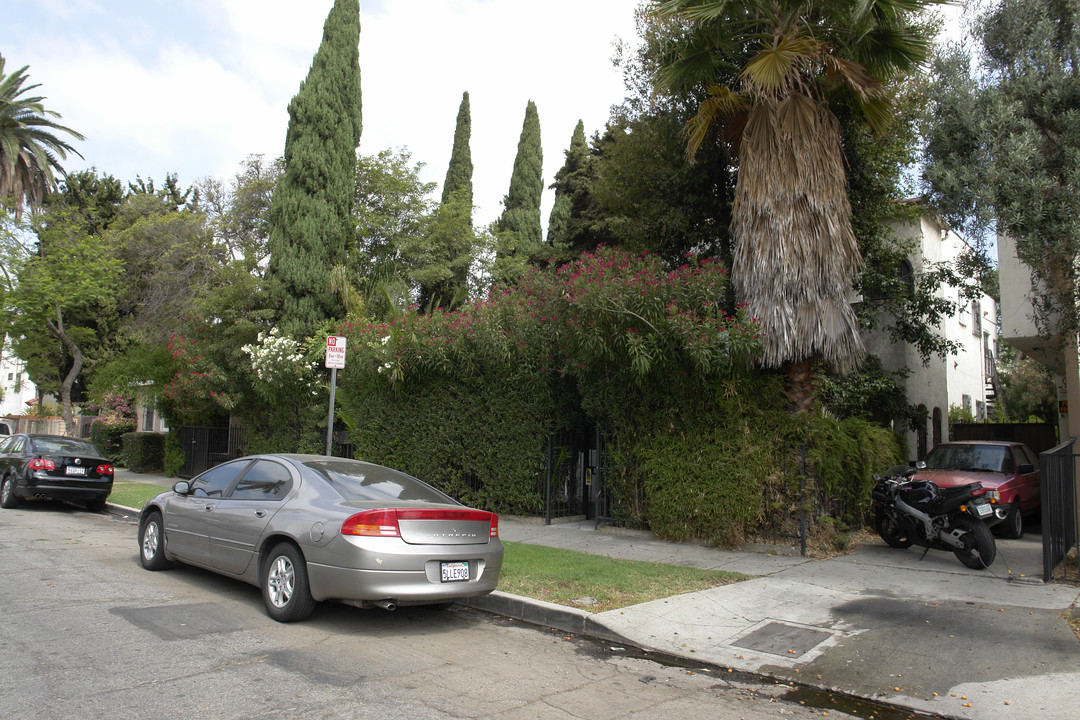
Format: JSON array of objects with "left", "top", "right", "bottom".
[
  {"left": 998, "top": 343, "right": 1057, "bottom": 424},
  {"left": 353, "top": 148, "right": 435, "bottom": 314},
  {"left": 199, "top": 155, "right": 283, "bottom": 274},
  {"left": 921, "top": 0, "right": 1080, "bottom": 339},
  {"left": 5, "top": 209, "right": 122, "bottom": 433},
  {"left": 0, "top": 55, "right": 85, "bottom": 220},
  {"left": 267, "top": 0, "right": 362, "bottom": 337},
  {"left": 105, "top": 192, "right": 225, "bottom": 344},
  {"left": 494, "top": 100, "right": 543, "bottom": 281},
  {"left": 653, "top": 0, "right": 945, "bottom": 411}
]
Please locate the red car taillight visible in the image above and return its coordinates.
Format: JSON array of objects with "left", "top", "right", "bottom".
[
  {"left": 28, "top": 458, "right": 56, "bottom": 471},
  {"left": 97, "top": 464, "right": 114, "bottom": 476},
  {"left": 341, "top": 508, "right": 499, "bottom": 538}
]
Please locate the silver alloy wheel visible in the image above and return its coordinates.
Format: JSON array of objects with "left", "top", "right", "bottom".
[
  {"left": 142, "top": 520, "right": 160, "bottom": 561},
  {"left": 267, "top": 555, "right": 295, "bottom": 608},
  {"left": 1, "top": 478, "right": 10, "bottom": 503}
]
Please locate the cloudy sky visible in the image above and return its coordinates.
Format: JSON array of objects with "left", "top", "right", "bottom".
[{"left": 3, "top": 0, "right": 642, "bottom": 228}]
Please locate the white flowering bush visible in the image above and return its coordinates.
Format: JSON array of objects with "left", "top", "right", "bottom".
[{"left": 242, "top": 328, "right": 321, "bottom": 398}]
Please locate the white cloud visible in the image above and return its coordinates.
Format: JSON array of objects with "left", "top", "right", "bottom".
[{"left": 4, "top": 0, "right": 641, "bottom": 225}]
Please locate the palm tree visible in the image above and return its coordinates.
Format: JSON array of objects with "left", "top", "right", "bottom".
[
  {"left": 0, "top": 55, "right": 84, "bottom": 220},
  {"left": 653, "top": 0, "right": 943, "bottom": 410}
]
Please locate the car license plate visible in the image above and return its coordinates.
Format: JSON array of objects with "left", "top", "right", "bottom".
[
  {"left": 441, "top": 561, "right": 469, "bottom": 582},
  {"left": 975, "top": 503, "right": 991, "bottom": 517},
  {"left": 65, "top": 465, "right": 87, "bottom": 476}
]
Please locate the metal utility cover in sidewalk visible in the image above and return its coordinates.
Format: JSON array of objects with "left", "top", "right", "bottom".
[{"left": 731, "top": 620, "right": 833, "bottom": 658}]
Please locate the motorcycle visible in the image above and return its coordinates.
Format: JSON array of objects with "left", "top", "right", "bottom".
[{"left": 871, "top": 464, "right": 998, "bottom": 569}]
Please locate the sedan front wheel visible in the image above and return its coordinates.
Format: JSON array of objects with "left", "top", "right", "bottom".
[{"left": 262, "top": 542, "right": 315, "bottom": 622}]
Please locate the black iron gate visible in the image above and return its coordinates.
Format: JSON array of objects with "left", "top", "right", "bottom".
[
  {"left": 178, "top": 426, "right": 248, "bottom": 478},
  {"left": 1041, "top": 439, "right": 1079, "bottom": 582}
]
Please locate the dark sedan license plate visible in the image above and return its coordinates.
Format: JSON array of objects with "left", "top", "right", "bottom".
[
  {"left": 65, "top": 465, "right": 87, "bottom": 476},
  {"left": 440, "top": 561, "right": 470, "bottom": 582}
]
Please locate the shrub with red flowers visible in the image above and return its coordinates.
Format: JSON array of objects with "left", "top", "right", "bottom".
[
  {"left": 335, "top": 247, "right": 761, "bottom": 515},
  {"left": 157, "top": 331, "right": 235, "bottom": 426}
]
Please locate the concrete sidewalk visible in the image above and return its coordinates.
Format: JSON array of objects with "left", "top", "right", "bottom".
[{"left": 112, "top": 469, "right": 1080, "bottom": 720}]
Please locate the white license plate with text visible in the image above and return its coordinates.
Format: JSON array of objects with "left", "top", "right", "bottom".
[
  {"left": 440, "top": 561, "right": 469, "bottom": 582},
  {"left": 65, "top": 466, "right": 87, "bottom": 476}
]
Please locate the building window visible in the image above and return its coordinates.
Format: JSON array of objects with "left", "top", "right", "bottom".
[
  {"left": 962, "top": 394, "right": 972, "bottom": 416},
  {"left": 976, "top": 400, "right": 986, "bottom": 421},
  {"left": 143, "top": 405, "right": 155, "bottom": 432},
  {"left": 958, "top": 296, "right": 969, "bottom": 326},
  {"left": 972, "top": 300, "right": 981, "bottom": 337}
]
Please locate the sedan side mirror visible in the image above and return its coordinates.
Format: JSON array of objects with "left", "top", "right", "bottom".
[
  {"left": 172, "top": 481, "right": 191, "bottom": 495},
  {"left": 1017, "top": 463, "right": 1035, "bottom": 475}
]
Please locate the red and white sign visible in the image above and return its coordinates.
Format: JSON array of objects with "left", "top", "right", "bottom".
[{"left": 325, "top": 335, "right": 347, "bottom": 369}]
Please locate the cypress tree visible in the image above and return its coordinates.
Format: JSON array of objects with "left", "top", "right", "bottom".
[
  {"left": 266, "top": 0, "right": 362, "bottom": 337},
  {"left": 415, "top": 90, "right": 474, "bottom": 311},
  {"left": 547, "top": 119, "right": 593, "bottom": 254},
  {"left": 441, "top": 91, "right": 473, "bottom": 219},
  {"left": 496, "top": 100, "right": 543, "bottom": 264}
]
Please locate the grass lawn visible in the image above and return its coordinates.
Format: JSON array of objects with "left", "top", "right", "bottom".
[
  {"left": 498, "top": 541, "right": 749, "bottom": 613},
  {"left": 105, "top": 484, "right": 750, "bottom": 612},
  {"left": 107, "top": 481, "right": 169, "bottom": 510}
]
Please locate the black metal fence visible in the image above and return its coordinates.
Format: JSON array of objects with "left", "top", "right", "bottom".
[
  {"left": 177, "top": 426, "right": 248, "bottom": 478},
  {"left": 1041, "top": 439, "right": 1079, "bottom": 583}
]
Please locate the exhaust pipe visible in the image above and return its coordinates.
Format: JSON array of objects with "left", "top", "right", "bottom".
[{"left": 373, "top": 599, "right": 397, "bottom": 611}]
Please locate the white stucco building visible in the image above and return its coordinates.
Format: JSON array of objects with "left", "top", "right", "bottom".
[
  {"left": 863, "top": 214, "right": 999, "bottom": 460},
  {"left": 0, "top": 339, "right": 36, "bottom": 419}
]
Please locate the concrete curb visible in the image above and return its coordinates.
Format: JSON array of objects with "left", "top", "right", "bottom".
[{"left": 460, "top": 591, "right": 635, "bottom": 646}]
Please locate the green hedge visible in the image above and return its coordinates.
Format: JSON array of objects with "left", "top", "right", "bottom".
[
  {"left": 122, "top": 432, "right": 166, "bottom": 472},
  {"left": 90, "top": 418, "right": 136, "bottom": 463}
]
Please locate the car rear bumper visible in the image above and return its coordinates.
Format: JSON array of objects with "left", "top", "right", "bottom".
[
  {"left": 306, "top": 557, "right": 502, "bottom": 604},
  {"left": 21, "top": 475, "right": 112, "bottom": 501}
]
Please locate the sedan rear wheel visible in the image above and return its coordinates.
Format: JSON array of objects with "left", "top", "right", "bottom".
[
  {"left": 0, "top": 475, "right": 19, "bottom": 509},
  {"left": 262, "top": 542, "right": 315, "bottom": 622}
]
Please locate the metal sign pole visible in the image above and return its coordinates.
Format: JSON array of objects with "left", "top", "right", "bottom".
[{"left": 325, "top": 367, "right": 337, "bottom": 456}]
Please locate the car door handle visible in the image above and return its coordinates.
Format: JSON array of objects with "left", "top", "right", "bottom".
[
  {"left": 255, "top": 509, "right": 267, "bottom": 518},
  {"left": 203, "top": 504, "right": 215, "bottom": 512}
]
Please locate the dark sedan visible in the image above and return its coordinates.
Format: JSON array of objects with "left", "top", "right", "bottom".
[
  {"left": 137, "top": 454, "right": 503, "bottom": 622},
  {"left": 0, "top": 434, "right": 114, "bottom": 512},
  {"left": 915, "top": 440, "right": 1040, "bottom": 539}
]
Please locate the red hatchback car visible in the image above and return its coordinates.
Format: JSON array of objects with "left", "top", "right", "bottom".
[{"left": 914, "top": 441, "right": 1040, "bottom": 539}]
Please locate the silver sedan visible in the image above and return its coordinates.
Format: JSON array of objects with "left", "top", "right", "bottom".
[{"left": 137, "top": 454, "right": 503, "bottom": 622}]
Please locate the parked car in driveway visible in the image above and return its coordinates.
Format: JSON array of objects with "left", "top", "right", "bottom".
[
  {"left": 914, "top": 440, "right": 1040, "bottom": 539},
  {"left": 137, "top": 454, "right": 503, "bottom": 622},
  {"left": 0, "top": 434, "right": 114, "bottom": 512}
]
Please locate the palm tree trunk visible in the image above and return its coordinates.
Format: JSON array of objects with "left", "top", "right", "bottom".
[{"left": 785, "top": 357, "right": 817, "bottom": 413}]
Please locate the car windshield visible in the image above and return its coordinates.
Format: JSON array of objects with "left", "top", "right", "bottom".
[
  {"left": 30, "top": 437, "right": 102, "bottom": 456},
  {"left": 924, "top": 444, "right": 1012, "bottom": 473},
  {"left": 302, "top": 459, "right": 457, "bottom": 504}
]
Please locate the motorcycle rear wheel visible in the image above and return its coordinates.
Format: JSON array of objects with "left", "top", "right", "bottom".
[
  {"left": 952, "top": 516, "right": 997, "bottom": 569},
  {"left": 875, "top": 511, "right": 914, "bottom": 549}
]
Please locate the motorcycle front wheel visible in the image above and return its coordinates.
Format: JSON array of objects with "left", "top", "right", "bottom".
[
  {"left": 952, "top": 516, "right": 997, "bottom": 569},
  {"left": 875, "top": 511, "right": 914, "bottom": 549}
]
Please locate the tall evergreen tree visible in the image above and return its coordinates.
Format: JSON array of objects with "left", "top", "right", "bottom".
[
  {"left": 547, "top": 120, "right": 595, "bottom": 257},
  {"left": 416, "top": 90, "right": 474, "bottom": 310},
  {"left": 266, "top": 0, "right": 362, "bottom": 337},
  {"left": 494, "top": 100, "right": 543, "bottom": 276},
  {"left": 441, "top": 91, "right": 473, "bottom": 216}
]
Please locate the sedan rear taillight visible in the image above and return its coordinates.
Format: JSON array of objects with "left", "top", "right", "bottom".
[
  {"left": 97, "top": 464, "right": 114, "bottom": 476},
  {"left": 341, "top": 508, "right": 498, "bottom": 538},
  {"left": 28, "top": 458, "right": 56, "bottom": 471}
]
